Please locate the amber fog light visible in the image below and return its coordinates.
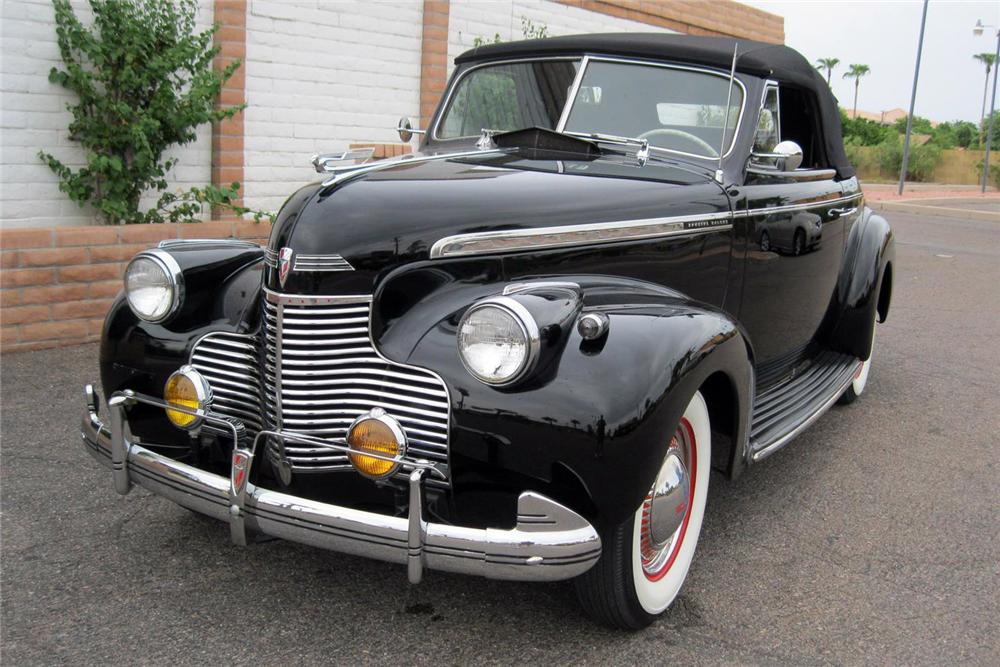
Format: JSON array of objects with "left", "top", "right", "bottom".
[
  {"left": 347, "top": 408, "right": 406, "bottom": 479},
  {"left": 164, "top": 366, "right": 212, "bottom": 429}
]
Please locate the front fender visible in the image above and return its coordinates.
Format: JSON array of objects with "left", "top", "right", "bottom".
[
  {"left": 99, "top": 241, "right": 264, "bottom": 445},
  {"left": 374, "top": 265, "right": 753, "bottom": 530},
  {"left": 829, "top": 208, "right": 894, "bottom": 359}
]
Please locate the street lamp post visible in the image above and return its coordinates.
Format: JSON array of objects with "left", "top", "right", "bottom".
[
  {"left": 899, "top": 0, "right": 929, "bottom": 196},
  {"left": 974, "top": 19, "right": 1000, "bottom": 193}
]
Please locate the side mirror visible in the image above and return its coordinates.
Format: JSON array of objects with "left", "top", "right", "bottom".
[
  {"left": 396, "top": 116, "right": 426, "bottom": 142},
  {"left": 773, "top": 140, "right": 803, "bottom": 171},
  {"left": 751, "top": 140, "right": 803, "bottom": 172}
]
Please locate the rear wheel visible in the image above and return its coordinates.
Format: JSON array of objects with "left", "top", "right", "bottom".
[
  {"left": 575, "top": 392, "right": 711, "bottom": 630},
  {"left": 793, "top": 229, "right": 805, "bottom": 255},
  {"left": 839, "top": 320, "right": 876, "bottom": 405}
]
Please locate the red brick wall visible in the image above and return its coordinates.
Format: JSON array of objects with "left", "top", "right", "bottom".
[
  {"left": 555, "top": 1, "right": 785, "bottom": 44},
  {"left": 420, "top": 0, "right": 450, "bottom": 128},
  {"left": 212, "top": 0, "right": 247, "bottom": 216},
  {"left": 0, "top": 220, "right": 271, "bottom": 353}
]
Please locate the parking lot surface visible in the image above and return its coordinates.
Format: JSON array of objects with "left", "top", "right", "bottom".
[{"left": 2, "top": 211, "right": 998, "bottom": 665}]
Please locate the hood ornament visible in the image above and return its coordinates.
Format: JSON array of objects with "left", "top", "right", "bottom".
[{"left": 278, "top": 247, "right": 293, "bottom": 287}]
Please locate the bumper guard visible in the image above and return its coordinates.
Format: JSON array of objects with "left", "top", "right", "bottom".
[{"left": 80, "top": 386, "right": 601, "bottom": 583}]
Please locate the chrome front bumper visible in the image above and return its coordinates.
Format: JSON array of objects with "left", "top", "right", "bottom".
[{"left": 79, "top": 386, "right": 601, "bottom": 583}]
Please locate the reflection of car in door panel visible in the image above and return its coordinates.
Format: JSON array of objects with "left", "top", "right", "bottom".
[
  {"left": 78, "top": 34, "right": 893, "bottom": 632},
  {"left": 760, "top": 210, "right": 822, "bottom": 255}
]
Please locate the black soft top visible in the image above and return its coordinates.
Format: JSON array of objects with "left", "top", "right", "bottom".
[{"left": 456, "top": 34, "right": 855, "bottom": 179}]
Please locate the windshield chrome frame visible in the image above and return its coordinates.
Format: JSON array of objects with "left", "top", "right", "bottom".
[{"left": 431, "top": 54, "right": 748, "bottom": 162}]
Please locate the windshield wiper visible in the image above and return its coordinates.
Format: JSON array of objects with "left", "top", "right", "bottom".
[{"left": 563, "top": 131, "right": 650, "bottom": 165}]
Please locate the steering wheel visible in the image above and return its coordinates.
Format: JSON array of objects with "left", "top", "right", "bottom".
[{"left": 637, "top": 128, "right": 719, "bottom": 158}]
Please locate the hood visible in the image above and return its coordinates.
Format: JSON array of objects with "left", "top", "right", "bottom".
[{"left": 267, "top": 151, "right": 730, "bottom": 294}]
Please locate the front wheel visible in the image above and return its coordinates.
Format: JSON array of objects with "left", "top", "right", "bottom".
[{"left": 574, "top": 391, "right": 711, "bottom": 630}]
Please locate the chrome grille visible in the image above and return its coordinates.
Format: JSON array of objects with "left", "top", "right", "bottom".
[
  {"left": 190, "top": 332, "right": 264, "bottom": 433},
  {"left": 263, "top": 290, "right": 451, "bottom": 480}
]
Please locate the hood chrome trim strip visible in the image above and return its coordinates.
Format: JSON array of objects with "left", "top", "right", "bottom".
[
  {"left": 430, "top": 212, "right": 733, "bottom": 258},
  {"left": 429, "top": 192, "right": 866, "bottom": 259}
]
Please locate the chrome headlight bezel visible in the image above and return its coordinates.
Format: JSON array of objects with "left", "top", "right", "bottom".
[
  {"left": 124, "top": 249, "right": 184, "bottom": 323},
  {"left": 163, "top": 365, "right": 213, "bottom": 430},
  {"left": 457, "top": 296, "right": 541, "bottom": 387}
]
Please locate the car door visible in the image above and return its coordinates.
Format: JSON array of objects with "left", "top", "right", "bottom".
[{"left": 737, "top": 83, "right": 853, "bottom": 367}]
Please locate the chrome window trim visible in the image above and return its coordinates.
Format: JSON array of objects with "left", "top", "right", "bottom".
[
  {"left": 432, "top": 56, "right": 583, "bottom": 142},
  {"left": 124, "top": 248, "right": 184, "bottom": 323},
  {"left": 431, "top": 54, "right": 749, "bottom": 163}
]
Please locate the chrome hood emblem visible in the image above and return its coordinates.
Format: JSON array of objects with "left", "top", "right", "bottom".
[{"left": 278, "top": 247, "right": 293, "bottom": 287}]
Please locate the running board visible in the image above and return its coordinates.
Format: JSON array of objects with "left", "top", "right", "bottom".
[{"left": 749, "top": 350, "right": 862, "bottom": 462}]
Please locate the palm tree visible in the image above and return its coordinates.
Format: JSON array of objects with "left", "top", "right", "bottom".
[
  {"left": 843, "top": 64, "right": 871, "bottom": 118},
  {"left": 974, "top": 53, "right": 997, "bottom": 147},
  {"left": 815, "top": 57, "right": 840, "bottom": 85}
]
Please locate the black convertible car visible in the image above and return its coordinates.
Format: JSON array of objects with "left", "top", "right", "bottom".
[{"left": 81, "top": 34, "right": 893, "bottom": 630}]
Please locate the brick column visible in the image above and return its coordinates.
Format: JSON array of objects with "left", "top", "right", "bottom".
[
  {"left": 212, "top": 0, "right": 248, "bottom": 218},
  {"left": 420, "top": 1, "right": 450, "bottom": 129}
]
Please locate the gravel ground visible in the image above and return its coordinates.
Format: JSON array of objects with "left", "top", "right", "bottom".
[{"left": 2, "top": 211, "right": 998, "bottom": 666}]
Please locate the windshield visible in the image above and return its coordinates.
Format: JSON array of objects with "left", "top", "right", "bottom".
[
  {"left": 437, "top": 60, "right": 581, "bottom": 139},
  {"left": 564, "top": 61, "right": 744, "bottom": 158}
]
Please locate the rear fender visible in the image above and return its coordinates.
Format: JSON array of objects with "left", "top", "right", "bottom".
[{"left": 829, "top": 208, "right": 894, "bottom": 359}]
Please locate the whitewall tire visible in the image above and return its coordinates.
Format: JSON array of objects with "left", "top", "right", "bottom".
[
  {"left": 575, "top": 391, "right": 711, "bottom": 629},
  {"left": 839, "top": 320, "right": 876, "bottom": 405}
]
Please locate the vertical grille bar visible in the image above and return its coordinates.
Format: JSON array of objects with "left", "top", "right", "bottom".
[{"left": 189, "top": 291, "right": 452, "bottom": 486}]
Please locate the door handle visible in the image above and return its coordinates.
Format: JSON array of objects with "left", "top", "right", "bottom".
[{"left": 829, "top": 206, "right": 857, "bottom": 219}]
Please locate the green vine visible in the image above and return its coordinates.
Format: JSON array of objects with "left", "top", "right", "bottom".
[{"left": 39, "top": 0, "right": 274, "bottom": 225}]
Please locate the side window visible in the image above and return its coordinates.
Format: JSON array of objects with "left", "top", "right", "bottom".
[{"left": 754, "top": 86, "right": 780, "bottom": 153}]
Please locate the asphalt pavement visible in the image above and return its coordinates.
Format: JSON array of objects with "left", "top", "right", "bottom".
[{"left": 2, "top": 210, "right": 998, "bottom": 665}]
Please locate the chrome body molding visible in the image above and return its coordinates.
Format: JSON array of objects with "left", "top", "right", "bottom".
[
  {"left": 430, "top": 212, "right": 733, "bottom": 258},
  {"left": 320, "top": 148, "right": 506, "bottom": 188},
  {"left": 734, "top": 192, "right": 864, "bottom": 218},
  {"left": 81, "top": 388, "right": 601, "bottom": 583},
  {"left": 262, "top": 249, "right": 355, "bottom": 272},
  {"left": 429, "top": 193, "right": 866, "bottom": 259}
]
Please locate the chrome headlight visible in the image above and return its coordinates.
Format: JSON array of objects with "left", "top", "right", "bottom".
[
  {"left": 124, "top": 250, "right": 182, "bottom": 322},
  {"left": 457, "top": 297, "right": 539, "bottom": 386}
]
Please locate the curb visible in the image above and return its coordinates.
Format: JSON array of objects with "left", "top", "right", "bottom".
[{"left": 869, "top": 199, "right": 1000, "bottom": 222}]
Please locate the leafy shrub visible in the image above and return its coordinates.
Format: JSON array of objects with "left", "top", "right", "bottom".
[
  {"left": 39, "top": 0, "right": 273, "bottom": 224},
  {"left": 876, "top": 136, "right": 941, "bottom": 182},
  {"left": 840, "top": 110, "right": 895, "bottom": 146}
]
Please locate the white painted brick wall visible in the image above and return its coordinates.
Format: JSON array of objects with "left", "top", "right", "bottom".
[
  {"left": 448, "top": 0, "right": 675, "bottom": 74},
  {"left": 0, "top": 0, "right": 214, "bottom": 228},
  {"left": 242, "top": 0, "right": 424, "bottom": 214}
]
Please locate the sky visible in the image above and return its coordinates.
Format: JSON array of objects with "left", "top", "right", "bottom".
[{"left": 744, "top": 0, "right": 1000, "bottom": 124}]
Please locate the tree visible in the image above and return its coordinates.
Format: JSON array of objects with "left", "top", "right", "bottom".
[
  {"left": 973, "top": 53, "right": 996, "bottom": 147},
  {"left": 815, "top": 57, "right": 840, "bottom": 85},
  {"left": 842, "top": 64, "right": 871, "bottom": 119},
  {"left": 39, "top": 0, "right": 271, "bottom": 225}
]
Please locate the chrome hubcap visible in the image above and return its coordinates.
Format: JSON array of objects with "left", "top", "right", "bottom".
[{"left": 640, "top": 419, "right": 695, "bottom": 579}]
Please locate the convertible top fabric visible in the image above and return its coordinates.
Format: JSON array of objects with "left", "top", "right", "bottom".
[{"left": 456, "top": 34, "right": 855, "bottom": 179}]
